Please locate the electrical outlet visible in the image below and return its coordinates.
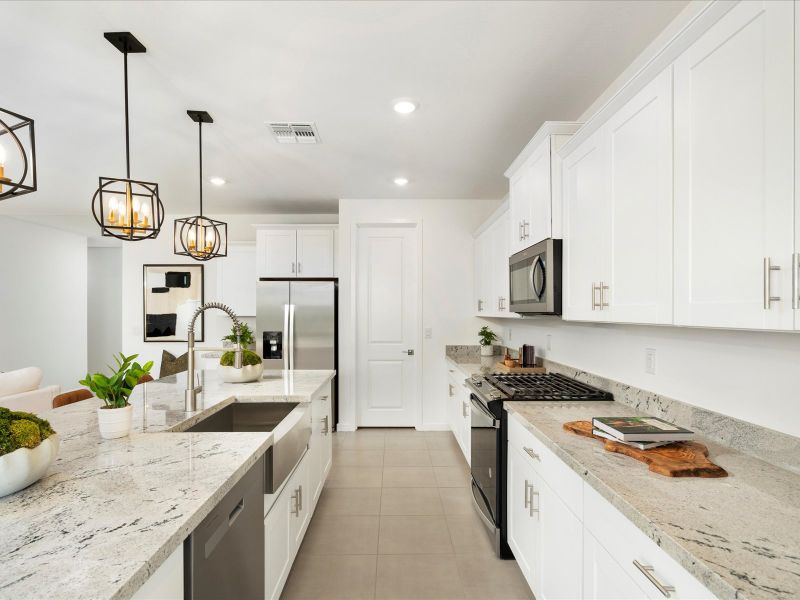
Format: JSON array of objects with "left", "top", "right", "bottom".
[
  {"left": 546, "top": 334, "right": 552, "bottom": 351},
  {"left": 645, "top": 348, "right": 656, "bottom": 375},
  {"left": 424, "top": 328, "right": 432, "bottom": 339}
]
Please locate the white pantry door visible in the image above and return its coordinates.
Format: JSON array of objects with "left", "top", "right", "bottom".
[{"left": 356, "top": 225, "right": 420, "bottom": 427}]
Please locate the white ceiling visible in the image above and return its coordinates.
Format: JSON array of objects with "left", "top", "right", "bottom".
[{"left": 0, "top": 0, "right": 686, "bottom": 218}]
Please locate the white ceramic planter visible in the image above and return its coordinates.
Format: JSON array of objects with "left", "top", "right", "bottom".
[
  {"left": 97, "top": 405, "right": 133, "bottom": 440},
  {"left": 220, "top": 363, "right": 264, "bottom": 383},
  {"left": 0, "top": 435, "right": 60, "bottom": 498},
  {"left": 480, "top": 344, "right": 494, "bottom": 357}
]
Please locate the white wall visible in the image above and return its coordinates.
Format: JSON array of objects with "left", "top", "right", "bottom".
[
  {"left": 338, "top": 198, "right": 501, "bottom": 430},
  {"left": 0, "top": 217, "right": 87, "bottom": 390},
  {"left": 486, "top": 317, "right": 800, "bottom": 438},
  {"left": 121, "top": 213, "right": 336, "bottom": 375},
  {"left": 87, "top": 247, "right": 122, "bottom": 373}
]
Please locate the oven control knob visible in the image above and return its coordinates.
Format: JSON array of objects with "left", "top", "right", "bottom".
[
  {"left": 489, "top": 391, "right": 503, "bottom": 400},
  {"left": 470, "top": 376, "right": 483, "bottom": 386}
]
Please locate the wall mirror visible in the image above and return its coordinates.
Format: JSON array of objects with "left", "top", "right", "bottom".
[{"left": 143, "top": 264, "right": 204, "bottom": 342}]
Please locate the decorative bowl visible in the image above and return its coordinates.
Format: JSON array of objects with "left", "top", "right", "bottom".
[
  {"left": 0, "top": 435, "right": 60, "bottom": 498},
  {"left": 220, "top": 363, "right": 264, "bottom": 383}
]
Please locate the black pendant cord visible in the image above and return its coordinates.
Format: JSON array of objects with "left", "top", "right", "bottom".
[
  {"left": 198, "top": 121, "right": 203, "bottom": 216},
  {"left": 123, "top": 47, "right": 131, "bottom": 179}
]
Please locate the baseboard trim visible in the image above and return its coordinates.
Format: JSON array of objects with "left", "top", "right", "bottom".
[
  {"left": 416, "top": 423, "right": 449, "bottom": 432},
  {"left": 336, "top": 423, "right": 357, "bottom": 432}
]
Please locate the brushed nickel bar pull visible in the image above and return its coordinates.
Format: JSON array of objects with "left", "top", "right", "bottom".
[
  {"left": 591, "top": 283, "right": 598, "bottom": 310},
  {"left": 524, "top": 480, "right": 532, "bottom": 509},
  {"left": 529, "top": 489, "right": 539, "bottom": 517},
  {"left": 793, "top": 253, "right": 799, "bottom": 310},
  {"left": 519, "top": 221, "right": 524, "bottom": 241},
  {"left": 462, "top": 401, "right": 469, "bottom": 418},
  {"left": 523, "top": 220, "right": 530, "bottom": 239},
  {"left": 633, "top": 561, "right": 675, "bottom": 598},
  {"left": 523, "top": 446, "right": 540, "bottom": 461},
  {"left": 448, "top": 383, "right": 454, "bottom": 397},
  {"left": 763, "top": 257, "right": 781, "bottom": 309},
  {"left": 600, "top": 282, "right": 609, "bottom": 309}
]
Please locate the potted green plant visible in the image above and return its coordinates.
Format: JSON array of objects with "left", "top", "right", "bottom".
[
  {"left": 0, "top": 408, "right": 59, "bottom": 497},
  {"left": 220, "top": 323, "right": 264, "bottom": 383},
  {"left": 79, "top": 353, "right": 153, "bottom": 439},
  {"left": 479, "top": 326, "right": 498, "bottom": 357}
]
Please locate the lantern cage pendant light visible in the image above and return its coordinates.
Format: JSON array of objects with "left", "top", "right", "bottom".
[
  {"left": 91, "top": 32, "right": 164, "bottom": 241},
  {"left": 174, "top": 110, "right": 227, "bottom": 261},
  {"left": 0, "top": 106, "right": 37, "bottom": 201}
]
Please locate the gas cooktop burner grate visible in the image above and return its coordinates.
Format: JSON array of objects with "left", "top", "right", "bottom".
[{"left": 485, "top": 372, "right": 611, "bottom": 401}]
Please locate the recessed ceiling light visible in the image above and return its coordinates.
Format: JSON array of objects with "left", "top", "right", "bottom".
[
  {"left": 393, "top": 99, "right": 418, "bottom": 114},
  {"left": 209, "top": 177, "right": 226, "bottom": 186},
  {"left": 394, "top": 177, "right": 409, "bottom": 186}
]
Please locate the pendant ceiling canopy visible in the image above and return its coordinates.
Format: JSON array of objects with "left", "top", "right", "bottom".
[
  {"left": 0, "top": 106, "right": 37, "bottom": 201},
  {"left": 91, "top": 32, "right": 164, "bottom": 241},
  {"left": 174, "top": 110, "right": 227, "bottom": 261}
]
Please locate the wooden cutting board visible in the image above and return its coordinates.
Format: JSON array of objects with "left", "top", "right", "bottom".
[
  {"left": 563, "top": 420, "right": 727, "bottom": 478},
  {"left": 494, "top": 363, "right": 546, "bottom": 374}
]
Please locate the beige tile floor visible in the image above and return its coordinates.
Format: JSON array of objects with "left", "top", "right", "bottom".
[{"left": 281, "top": 428, "right": 533, "bottom": 600}]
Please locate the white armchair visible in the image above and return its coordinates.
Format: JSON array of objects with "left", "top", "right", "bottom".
[{"left": 0, "top": 367, "right": 60, "bottom": 414}]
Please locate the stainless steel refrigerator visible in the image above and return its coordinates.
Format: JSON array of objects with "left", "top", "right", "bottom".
[{"left": 256, "top": 279, "right": 337, "bottom": 423}]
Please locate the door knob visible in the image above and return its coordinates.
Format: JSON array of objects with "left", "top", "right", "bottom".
[{"left": 403, "top": 349, "right": 415, "bottom": 356}]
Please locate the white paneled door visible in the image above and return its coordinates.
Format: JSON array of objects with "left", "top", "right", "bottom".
[
  {"left": 674, "top": 0, "right": 794, "bottom": 330},
  {"left": 356, "top": 225, "right": 420, "bottom": 427}
]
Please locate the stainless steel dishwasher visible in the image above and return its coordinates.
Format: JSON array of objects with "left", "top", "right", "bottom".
[{"left": 185, "top": 455, "right": 265, "bottom": 600}]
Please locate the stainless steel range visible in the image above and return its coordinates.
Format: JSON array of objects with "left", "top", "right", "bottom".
[{"left": 466, "top": 372, "right": 611, "bottom": 558}]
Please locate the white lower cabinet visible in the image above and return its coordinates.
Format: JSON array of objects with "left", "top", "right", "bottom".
[
  {"left": 507, "top": 412, "right": 713, "bottom": 600},
  {"left": 264, "top": 385, "right": 333, "bottom": 600},
  {"left": 132, "top": 543, "right": 183, "bottom": 600},
  {"left": 583, "top": 529, "right": 648, "bottom": 600},
  {"left": 446, "top": 368, "right": 471, "bottom": 465}
]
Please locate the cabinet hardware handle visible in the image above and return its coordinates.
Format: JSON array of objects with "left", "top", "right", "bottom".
[
  {"left": 524, "top": 479, "right": 533, "bottom": 509},
  {"left": 591, "top": 283, "right": 597, "bottom": 310},
  {"left": 523, "top": 220, "right": 530, "bottom": 239},
  {"left": 297, "top": 262, "right": 302, "bottom": 274},
  {"left": 291, "top": 489, "right": 299, "bottom": 516},
  {"left": 519, "top": 221, "right": 524, "bottom": 241},
  {"left": 478, "top": 299, "right": 484, "bottom": 312},
  {"left": 763, "top": 258, "right": 781, "bottom": 309},
  {"left": 793, "top": 254, "right": 799, "bottom": 310},
  {"left": 529, "top": 489, "right": 539, "bottom": 517},
  {"left": 448, "top": 384, "right": 454, "bottom": 397},
  {"left": 298, "top": 485, "right": 303, "bottom": 512},
  {"left": 523, "top": 446, "right": 540, "bottom": 461},
  {"left": 321, "top": 416, "right": 329, "bottom": 435},
  {"left": 599, "top": 282, "right": 609, "bottom": 309},
  {"left": 291, "top": 262, "right": 296, "bottom": 274},
  {"left": 462, "top": 401, "right": 469, "bottom": 418},
  {"left": 633, "top": 561, "right": 675, "bottom": 598},
  {"left": 402, "top": 349, "right": 415, "bottom": 356}
]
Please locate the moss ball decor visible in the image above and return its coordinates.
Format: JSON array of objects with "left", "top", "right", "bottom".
[{"left": 0, "top": 407, "right": 56, "bottom": 457}]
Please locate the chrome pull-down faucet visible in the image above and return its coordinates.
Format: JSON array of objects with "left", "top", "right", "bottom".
[{"left": 185, "top": 302, "right": 243, "bottom": 412}]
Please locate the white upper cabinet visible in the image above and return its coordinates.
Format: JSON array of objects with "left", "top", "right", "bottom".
[
  {"left": 562, "top": 128, "right": 610, "bottom": 322},
  {"left": 492, "top": 211, "right": 511, "bottom": 315},
  {"left": 217, "top": 242, "right": 257, "bottom": 316},
  {"left": 474, "top": 206, "right": 517, "bottom": 318},
  {"left": 674, "top": 0, "right": 794, "bottom": 330},
  {"left": 296, "top": 229, "right": 335, "bottom": 277},
  {"left": 256, "top": 227, "right": 337, "bottom": 279},
  {"left": 507, "top": 122, "right": 582, "bottom": 256},
  {"left": 607, "top": 67, "right": 674, "bottom": 325}
]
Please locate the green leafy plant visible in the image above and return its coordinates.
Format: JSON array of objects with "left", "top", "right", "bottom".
[
  {"left": 222, "top": 322, "right": 255, "bottom": 349},
  {"left": 79, "top": 353, "right": 153, "bottom": 409},
  {"left": 478, "top": 326, "right": 498, "bottom": 347},
  {"left": 220, "top": 349, "right": 262, "bottom": 367},
  {"left": 0, "top": 407, "right": 55, "bottom": 457}
]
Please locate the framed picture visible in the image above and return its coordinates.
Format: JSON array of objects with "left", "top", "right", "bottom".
[{"left": 143, "top": 264, "right": 204, "bottom": 342}]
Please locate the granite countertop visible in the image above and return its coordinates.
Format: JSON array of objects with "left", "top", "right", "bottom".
[
  {"left": 445, "top": 352, "right": 499, "bottom": 379},
  {"left": 0, "top": 368, "right": 335, "bottom": 600},
  {"left": 505, "top": 401, "right": 800, "bottom": 600}
]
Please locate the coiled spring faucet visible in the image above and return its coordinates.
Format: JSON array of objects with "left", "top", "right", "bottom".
[{"left": 185, "top": 302, "right": 243, "bottom": 411}]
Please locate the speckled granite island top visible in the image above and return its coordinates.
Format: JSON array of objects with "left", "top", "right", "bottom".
[
  {"left": 0, "top": 369, "right": 335, "bottom": 600},
  {"left": 505, "top": 401, "right": 800, "bottom": 600}
]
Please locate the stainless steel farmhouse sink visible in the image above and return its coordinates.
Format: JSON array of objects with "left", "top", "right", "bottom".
[{"left": 186, "top": 402, "right": 311, "bottom": 493}]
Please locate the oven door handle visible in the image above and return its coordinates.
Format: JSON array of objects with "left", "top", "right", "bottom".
[{"left": 470, "top": 396, "right": 500, "bottom": 429}]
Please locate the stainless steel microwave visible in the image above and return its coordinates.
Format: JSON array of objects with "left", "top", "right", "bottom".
[{"left": 509, "top": 238, "right": 562, "bottom": 315}]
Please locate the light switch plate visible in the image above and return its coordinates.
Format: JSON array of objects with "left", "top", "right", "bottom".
[
  {"left": 546, "top": 334, "right": 552, "bottom": 351},
  {"left": 645, "top": 348, "right": 656, "bottom": 374}
]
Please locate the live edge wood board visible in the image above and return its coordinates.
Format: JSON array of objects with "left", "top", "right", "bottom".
[{"left": 563, "top": 421, "right": 728, "bottom": 478}]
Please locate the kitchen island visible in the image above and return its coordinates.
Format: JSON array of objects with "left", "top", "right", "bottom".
[{"left": 0, "top": 368, "right": 335, "bottom": 600}]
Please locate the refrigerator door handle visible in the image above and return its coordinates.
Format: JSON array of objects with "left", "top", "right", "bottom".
[
  {"left": 288, "top": 303, "right": 296, "bottom": 371},
  {"left": 283, "top": 304, "right": 290, "bottom": 370}
]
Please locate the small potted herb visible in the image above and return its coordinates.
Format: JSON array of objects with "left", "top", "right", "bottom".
[
  {"left": 79, "top": 353, "right": 153, "bottom": 439},
  {"left": 0, "top": 408, "right": 59, "bottom": 497},
  {"left": 220, "top": 323, "right": 264, "bottom": 383},
  {"left": 479, "top": 326, "right": 498, "bottom": 357}
]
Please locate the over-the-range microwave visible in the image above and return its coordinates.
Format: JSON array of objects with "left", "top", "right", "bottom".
[{"left": 509, "top": 238, "right": 562, "bottom": 315}]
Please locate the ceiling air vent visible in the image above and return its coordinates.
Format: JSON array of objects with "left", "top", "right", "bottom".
[{"left": 268, "top": 122, "right": 320, "bottom": 144}]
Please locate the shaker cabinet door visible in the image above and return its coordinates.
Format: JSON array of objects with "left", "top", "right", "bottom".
[{"left": 674, "top": 0, "right": 794, "bottom": 330}]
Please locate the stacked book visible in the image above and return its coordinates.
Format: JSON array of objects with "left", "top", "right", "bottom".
[{"left": 592, "top": 416, "right": 693, "bottom": 450}]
